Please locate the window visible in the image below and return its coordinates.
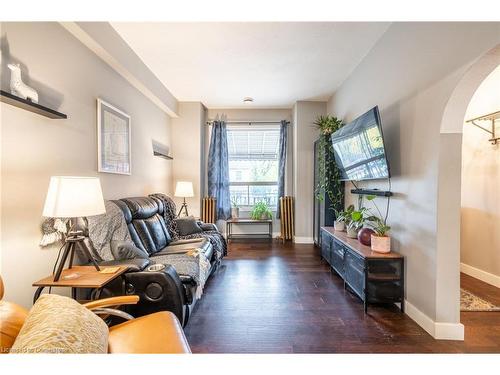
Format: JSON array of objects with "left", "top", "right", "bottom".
[{"left": 227, "top": 126, "right": 280, "bottom": 209}]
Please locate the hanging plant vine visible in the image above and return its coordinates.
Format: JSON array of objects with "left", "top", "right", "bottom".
[{"left": 314, "top": 115, "right": 344, "bottom": 216}]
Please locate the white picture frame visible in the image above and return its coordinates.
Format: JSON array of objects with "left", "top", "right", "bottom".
[{"left": 97, "top": 98, "right": 131, "bottom": 175}]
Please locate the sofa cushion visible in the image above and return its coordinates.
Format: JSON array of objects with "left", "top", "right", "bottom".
[
  {"left": 153, "top": 238, "right": 213, "bottom": 261},
  {"left": 10, "top": 294, "right": 108, "bottom": 354},
  {"left": 175, "top": 216, "right": 203, "bottom": 236},
  {"left": 110, "top": 240, "right": 149, "bottom": 260},
  {"left": 115, "top": 197, "right": 172, "bottom": 256},
  {"left": 98, "top": 258, "right": 150, "bottom": 272}
]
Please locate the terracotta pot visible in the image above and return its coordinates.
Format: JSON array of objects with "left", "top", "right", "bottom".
[
  {"left": 346, "top": 226, "right": 358, "bottom": 239},
  {"left": 334, "top": 220, "right": 345, "bottom": 231},
  {"left": 371, "top": 234, "right": 391, "bottom": 253}
]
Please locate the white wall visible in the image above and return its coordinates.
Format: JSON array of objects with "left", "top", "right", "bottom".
[
  {"left": 461, "top": 65, "right": 500, "bottom": 280},
  {"left": 326, "top": 22, "right": 500, "bottom": 337},
  {"left": 293, "top": 101, "right": 326, "bottom": 242},
  {"left": 171, "top": 102, "right": 206, "bottom": 217},
  {"left": 0, "top": 22, "right": 172, "bottom": 308}
]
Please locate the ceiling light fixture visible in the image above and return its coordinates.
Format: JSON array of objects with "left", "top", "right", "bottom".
[{"left": 243, "top": 97, "right": 254, "bottom": 104}]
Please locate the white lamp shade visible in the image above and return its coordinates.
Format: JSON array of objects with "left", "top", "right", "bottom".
[
  {"left": 174, "top": 181, "right": 194, "bottom": 198},
  {"left": 42, "top": 176, "right": 106, "bottom": 218}
]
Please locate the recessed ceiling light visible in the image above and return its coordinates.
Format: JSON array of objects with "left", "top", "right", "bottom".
[{"left": 243, "top": 97, "right": 254, "bottom": 104}]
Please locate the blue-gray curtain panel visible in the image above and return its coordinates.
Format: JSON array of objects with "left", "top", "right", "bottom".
[
  {"left": 276, "top": 120, "right": 288, "bottom": 218},
  {"left": 208, "top": 120, "right": 231, "bottom": 220}
]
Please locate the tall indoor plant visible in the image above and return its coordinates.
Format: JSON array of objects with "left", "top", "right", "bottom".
[{"left": 314, "top": 115, "right": 344, "bottom": 219}]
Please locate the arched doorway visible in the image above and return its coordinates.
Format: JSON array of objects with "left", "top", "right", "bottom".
[{"left": 436, "top": 45, "right": 500, "bottom": 337}]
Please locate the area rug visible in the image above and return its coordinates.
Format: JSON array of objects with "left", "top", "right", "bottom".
[{"left": 460, "top": 288, "right": 500, "bottom": 312}]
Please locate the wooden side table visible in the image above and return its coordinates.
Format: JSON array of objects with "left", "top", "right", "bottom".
[
  {"left": 32, "top": 266, "right": 128, "bottom": 304},
  {"left": 226, "top": 218, "right": 273, "bottom": 242}
]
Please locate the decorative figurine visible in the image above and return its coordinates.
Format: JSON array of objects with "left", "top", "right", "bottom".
[{"left": 8, "top": 63, "right": 39, "bottom": 103}]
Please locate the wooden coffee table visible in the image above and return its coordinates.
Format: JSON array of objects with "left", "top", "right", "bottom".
[
  {"left": 32, "top": 266, "right": 128, "bottom": 304},
  {"left": 226, "top": 218, "right": 273, "bottom": 242}
]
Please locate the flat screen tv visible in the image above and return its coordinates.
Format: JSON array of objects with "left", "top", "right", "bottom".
[{"left": 330, "top": 106, "right": 390, "bottom": 181}]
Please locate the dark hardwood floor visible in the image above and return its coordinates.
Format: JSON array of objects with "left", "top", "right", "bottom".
[{"left": 184, "top": 240, "right": 500, "bottom": 353}]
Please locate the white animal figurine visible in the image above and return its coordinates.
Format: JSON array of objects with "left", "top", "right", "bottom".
[{"left": 7, "top": 63, "right": 39, "bottom": 103}]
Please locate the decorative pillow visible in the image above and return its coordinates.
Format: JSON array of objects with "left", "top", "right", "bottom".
[
  {"left": 10, "top": 294, "right": 108, "bottom": 354},
  {"left": 175, "top": 216, "right": 203, "bottom": 236},
  {"left": 110, "top": 240, "right": 149, "bottom": 260}
]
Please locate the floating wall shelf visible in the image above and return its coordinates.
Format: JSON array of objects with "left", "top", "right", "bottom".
[
  {"left": 466, "top": 110, "right": 499, "bottom": 145},
  {"left": 0, "top": 90, "right": 67, "bottom": 119},
  {"left": 153, "top": 151, "right": 173, "bottom": 160}
]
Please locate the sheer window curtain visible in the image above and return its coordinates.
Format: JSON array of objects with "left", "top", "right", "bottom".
[
  {"left": 276, "top": 120, "right": 288, "bottom": 218},
  {"left": 207, "top": 120, "right": 231, "bottom": 220}
]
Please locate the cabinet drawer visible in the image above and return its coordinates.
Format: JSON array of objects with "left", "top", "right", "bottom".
[
  {"left": 345, "top": 251, "right": 365, "bottom": 299},
  {"left": 331, "top": 240, "right": 345, "bottom": 276},
  {"left": 320, "top": 231, "right": 332, "bottom": 264}
]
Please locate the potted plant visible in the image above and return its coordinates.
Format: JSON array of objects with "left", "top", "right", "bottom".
[
  {"left": 369, "top": 217, "right": 391, "bottom": 253},
  {"left": 346, "top": 207, "right": 369, "bottom": 238},
  {"left": 250, "top": 201, "right": 273, "bottom": 220},
  {"left": 314, "top": 115, "right": 344, "bottom": 224},
  {"left": 365, "top": 195, "right": 391, "bottom": 253},
  {"left": 231, "top": 198, "right": 240, "bottom": 218},
  {"left": 334, "top": 204, "right": 354, "bottom": 231}
]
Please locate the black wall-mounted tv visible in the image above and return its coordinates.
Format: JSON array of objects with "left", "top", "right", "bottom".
[{"left": 330, "top": 106, "right": 390, "bottom": 181}]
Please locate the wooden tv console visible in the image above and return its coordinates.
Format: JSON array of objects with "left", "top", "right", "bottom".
[{"left": 320, "top": 227, "right": 405, "bottom": 313}]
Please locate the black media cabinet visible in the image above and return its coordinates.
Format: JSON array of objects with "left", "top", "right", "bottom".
[{"left": 320, "top": 227, "right": 405, "bottom": 313}]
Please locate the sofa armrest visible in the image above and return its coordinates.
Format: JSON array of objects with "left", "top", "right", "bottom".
[
  {"left": 97, "top": 258, "right": 151, "bottom": 272},
  {"left": 83, "top": 295, "right": 139, "bottom": 310},
  {"left": 197, "top": 222, "right": 218, "bottom": 232},
  {"left": 122, "top": 265, "right": 188, "bottom": 326},
  {"left": 108, "top": 311, "right": 191, "bottom": 353}
]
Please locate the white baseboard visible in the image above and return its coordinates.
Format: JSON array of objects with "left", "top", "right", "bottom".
[
  {"left": 293, "top": 237, "right": 314, "bottom": 244},
  {"left": 460, "top": 263, "right": 500, "bottom": 288},
  {"left": 404, "top": 300, "right": 464, "bottom": 340}
]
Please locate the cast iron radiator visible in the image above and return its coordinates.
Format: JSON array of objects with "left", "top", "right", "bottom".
[
  {"left": 202, "top": 197, "right": 217, "bottom": 224},
  {"left": 279, "top": 196, "right": 294, "bottom": 242}
]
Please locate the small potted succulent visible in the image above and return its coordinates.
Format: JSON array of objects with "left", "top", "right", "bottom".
[
  {"left": 333, "top": 205, "right": 354, "bottom": 231},
  {"left": 250, "top": 201, "right": 273, "bottom": 220},
  {"left": 231, "top": 198, "right": 240, "bottom": 218}
]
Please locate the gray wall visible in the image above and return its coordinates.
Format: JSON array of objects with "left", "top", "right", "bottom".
[
  {"left": 327, "top": 22, "right": 500, "bottom": 324},
  {"left": 0, "top": 22, "right": 172, "bottom": 307}
]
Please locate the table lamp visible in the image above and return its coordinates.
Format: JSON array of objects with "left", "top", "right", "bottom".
[
  {"left": 174, "top": 181, "right": 194, "bottom": 217},
  {"left": 43, "top": 176, "right": 106, "bottom": 281}
]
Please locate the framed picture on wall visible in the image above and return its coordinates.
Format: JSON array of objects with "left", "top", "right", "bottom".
[{"left": 97, "top": 98, "right": 131, "bottom": 175}]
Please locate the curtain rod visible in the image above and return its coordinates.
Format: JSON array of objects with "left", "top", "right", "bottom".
[{"left": 205, "top": 120, "right": 290, "bottom": 126}]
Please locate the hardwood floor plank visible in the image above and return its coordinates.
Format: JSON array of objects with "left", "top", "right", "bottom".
[{"left": 183, "top": 240, "right": 500, "bottom": 353}]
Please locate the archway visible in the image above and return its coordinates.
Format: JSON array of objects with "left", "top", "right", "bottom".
[{"left": 436, "top": 45, "right": 500, "bottom": 338}]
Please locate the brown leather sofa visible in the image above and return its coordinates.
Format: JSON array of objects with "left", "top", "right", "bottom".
[{"left": 0, "top": 276, "right": 191, "bottom": 354}]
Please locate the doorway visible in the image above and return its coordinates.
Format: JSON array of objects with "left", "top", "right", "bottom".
[{"left": 459, "top": 65, "right": 500, "bottom": 314}]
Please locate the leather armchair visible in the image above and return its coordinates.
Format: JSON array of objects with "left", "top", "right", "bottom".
[{"left": 0, "top": 276, "right": 191, "bottom": 354}]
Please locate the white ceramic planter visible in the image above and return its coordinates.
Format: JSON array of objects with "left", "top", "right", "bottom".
[
  {"left": 231, "top": 207, "right": 239, "bottom": 219},
  {"left": 334, "top": 220, "right": 345, "bottom": 231},
  {"left": 346, "top": 226, "right": 358, "bottom": 239},
  {"left": 371, "top": 235, "right": 391, "bottom": 253}
]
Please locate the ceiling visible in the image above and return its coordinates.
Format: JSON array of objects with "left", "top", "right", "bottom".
[{"left": 111, "top": 22, "right": 390, "bottom": 108}]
